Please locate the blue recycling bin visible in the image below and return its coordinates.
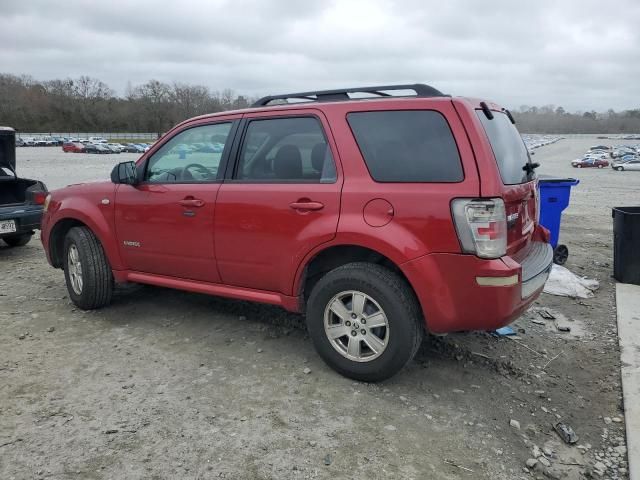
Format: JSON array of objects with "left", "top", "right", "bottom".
[{"left": 538, "top": 177, "right": 579, "bottom": 265}]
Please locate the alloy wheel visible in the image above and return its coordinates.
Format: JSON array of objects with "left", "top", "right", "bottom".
[
  {"left": 67, "top": 244, "right": 83, "bottom": 294},
  {"left": 323, "top": 290, "right": 389, "bottom": 362}
]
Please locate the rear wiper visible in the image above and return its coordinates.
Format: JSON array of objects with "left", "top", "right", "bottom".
[{"left": 523, "top": 162, "right": 540, "bottom": 174}]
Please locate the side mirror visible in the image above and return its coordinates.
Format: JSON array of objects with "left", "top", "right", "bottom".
[{"left": 110, "top": 161, "right": 139, "bottom": 185}]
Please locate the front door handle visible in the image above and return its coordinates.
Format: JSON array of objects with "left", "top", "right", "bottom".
[
  {"left": 179, "top": 198, "right": 205, "bottom": 208},
  {"left": 289, "top": 201, "right": 324, "bottom": 212}
]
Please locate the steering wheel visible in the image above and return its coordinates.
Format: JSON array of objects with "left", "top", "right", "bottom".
[{"left": 182, "top": 163, "right": 211, "bottom": 180}]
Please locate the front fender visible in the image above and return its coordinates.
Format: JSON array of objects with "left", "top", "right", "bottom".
[{"left": 47, "top": 197, "right": 123, "bottom": 270}]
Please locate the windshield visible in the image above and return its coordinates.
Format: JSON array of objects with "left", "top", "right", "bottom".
[{"left": 477, "top": 111, "right": 533, "bottom": 185}]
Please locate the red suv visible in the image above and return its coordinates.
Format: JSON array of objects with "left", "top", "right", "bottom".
[{"left": 41, "top": 84, "right": 552, "bottom": 381}]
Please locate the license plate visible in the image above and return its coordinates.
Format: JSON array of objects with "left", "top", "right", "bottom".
[{"left": 0, "top": 220, "right": 17, "bottom": 234}]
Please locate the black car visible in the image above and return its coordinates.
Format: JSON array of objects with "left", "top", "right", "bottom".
[
  {"left": 0, "top": 127, "right": 48, "bottom": 247},
  {"left": 83, "top": 143, "right": 110, "bottom": 154}
]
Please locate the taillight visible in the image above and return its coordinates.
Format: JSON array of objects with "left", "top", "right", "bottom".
[
  {"left": 26, "top": 183, "right": 48, "bottom": 206},
  {"left": 33, "top": 191, "right": 47, "bottom": 205},
  {"left": 451, "top": 198, "right": 507, "bottom": 259}
]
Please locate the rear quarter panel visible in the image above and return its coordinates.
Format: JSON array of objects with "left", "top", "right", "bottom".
[{"left": 320, "top": 98, "right": 481, "bottom": 264}]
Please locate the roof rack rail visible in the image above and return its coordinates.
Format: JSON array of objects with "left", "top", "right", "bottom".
[{"left": 252, "top": 83, "right": 446, "bottom": 107}]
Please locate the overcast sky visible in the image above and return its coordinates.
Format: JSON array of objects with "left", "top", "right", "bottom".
[{"left": 2, "top": 0, "right": 639, "bottom": 111}]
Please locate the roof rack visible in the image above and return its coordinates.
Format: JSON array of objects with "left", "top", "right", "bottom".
[{"left": 252, "top": 83, "right": 446, "bottom": 107}]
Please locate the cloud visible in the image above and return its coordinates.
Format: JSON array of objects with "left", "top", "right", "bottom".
[{"left": 1, "top": 0, "right": 639, "bottom": 110}]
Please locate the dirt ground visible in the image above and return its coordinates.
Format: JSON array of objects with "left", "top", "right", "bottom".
[{"left": 1, "top": 138, "right": 639, "bottom": 480}]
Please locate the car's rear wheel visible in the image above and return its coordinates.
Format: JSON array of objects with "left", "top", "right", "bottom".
[
  {"left": 598, "top": 165, "right": 603, "bottom": 169},
  {"left": 577, "top": 165, "right": 582, "bottom": 168},
  {"left": 2, "top": 233, "right": 32, "bottom": 247},
  {"left": 63, "top": 226, "right": 113, "bottom": 310},
  {"left": 619, "top": 167, "right": 625, "bottom": 171},
  {"left": 306, "top": 262, "right": 423, "bottom": 382}
]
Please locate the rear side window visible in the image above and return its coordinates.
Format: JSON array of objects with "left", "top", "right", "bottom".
[
  {"left": 347, "top": 110, "right": 463, "bottom": 183},
  {"left": 476, "top": 111, "right": 533, "bottom": 185},
  {"left": 236, "top": 117, "right": 337, "bottom": 183}
]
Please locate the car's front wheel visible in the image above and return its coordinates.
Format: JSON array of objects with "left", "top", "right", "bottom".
[
  {"left": 2, "top": 233, "right": 32, "bottom": 247},
  {"left": 63, "top": 226, "right": 113, "bottom": 310},
  {"left": 306, "top": 262, "right": 424, "bottom": 382}
]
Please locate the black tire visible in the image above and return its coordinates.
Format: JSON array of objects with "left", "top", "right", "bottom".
[
  {"left": 306, "top": 262, "right": 424, "bottom": 382},
  {"left": 620, "top": 167, "right": 625, "bottom": 171},
  {"left": 63, "top": 226, "right": 113, "bottom": 310},
  {"left": 2, "top": 233, "right": 32, "bottom": 247}
]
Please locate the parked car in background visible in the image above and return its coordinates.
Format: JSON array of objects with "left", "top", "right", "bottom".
[
  {"left": 572, "top": 157, "right": 609, "bottom": 168},
  {"left": 583, "top": 152, "right": 608, "bottom": 161},
  {"left": 40, "top": 84, "right": 552, "bottom": 381},
  {"left": 84, "top": 143, "right": 111, "bottom": 154},
  {"left": 88, "top": 136, "right": 107, "bottom": 144},
  {"left": 121, "top": 143, "right": 144, "bottom": 153},
  {"left": 62, "top": 142, "right": 85, "bottom": 153},
  {"left": 132, "top": 143, "right": 148, "bottom": 152},
  {"left": 611, "top": 147, "right": 636, "bottom": 158},
  {"left": 106, "top": 143, "right": 125, "bottom": 152},
  {"left": 612, "top": 158, "right": 640, "bottom": 171},
  {"left": 590, "top": 145, "right": 610, "bottom": 151},
  {"left": 103, "top": 144, "right": 122, "bottom": 153},
  {"left": 1, "top": 127, "right": 48, "bottom": 248},
  {"left": 34, "top": 138, "right": 53, "bottom": 147}
]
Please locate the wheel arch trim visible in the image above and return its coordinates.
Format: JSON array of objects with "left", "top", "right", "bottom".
[{"left": 48, "top": 207, "right": 123, "bottom": 270}]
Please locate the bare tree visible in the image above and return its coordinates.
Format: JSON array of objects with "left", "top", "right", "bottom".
[{"left": 2, "top": 72, "right": 637, "bottom": 134}]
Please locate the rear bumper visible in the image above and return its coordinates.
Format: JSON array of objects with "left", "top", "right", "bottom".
[
  {"left": 401, "top": 240, "right": 553, "bottom": 334},
  {"left": 0, "top": 205, "right": 43, "bottom": 236}
]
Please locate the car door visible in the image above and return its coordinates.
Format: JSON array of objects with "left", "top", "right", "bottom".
[
  {"left": 114, "top": 118, "right": 239, "bottom": 282},
  {"left": 215, "top": 111, "right": 342, "bottom": 294}
]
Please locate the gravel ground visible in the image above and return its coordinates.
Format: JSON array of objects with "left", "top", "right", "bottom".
[{"left": 1, "top": 139, "right": 639, "bottom": 480}]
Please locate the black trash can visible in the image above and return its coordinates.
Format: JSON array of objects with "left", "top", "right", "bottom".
[{"left": 613, "top": 207, "right": 640, "bottom": 285}]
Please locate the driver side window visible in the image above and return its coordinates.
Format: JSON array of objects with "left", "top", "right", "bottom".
[{"left": 145, "top": 123, "right": 232, "bottom": 183}]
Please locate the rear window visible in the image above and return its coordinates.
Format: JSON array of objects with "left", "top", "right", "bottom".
[
  {"left": 347, "top": 110, "right": 463, "bottom": 183},
  {"left": 476, "top": 111, "right": 533, "bottom": 185}
]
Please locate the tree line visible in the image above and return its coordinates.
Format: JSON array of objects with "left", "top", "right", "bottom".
[
  {"left": 513, "top": 105, "right": 640, "bottom": 134},
  {"left": 1, "top": 73, "right": 639, "bottom": 134},
  {"left": 0, "top": 73, "right": 253, "bottom": 134}
]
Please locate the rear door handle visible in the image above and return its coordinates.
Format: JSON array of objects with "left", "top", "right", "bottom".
[
  {"left": 179, "top": 198, "right": 205, "bottom": 208},
  {"left": 289, "top": 201, "right": 324, "bottom": 211}
]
